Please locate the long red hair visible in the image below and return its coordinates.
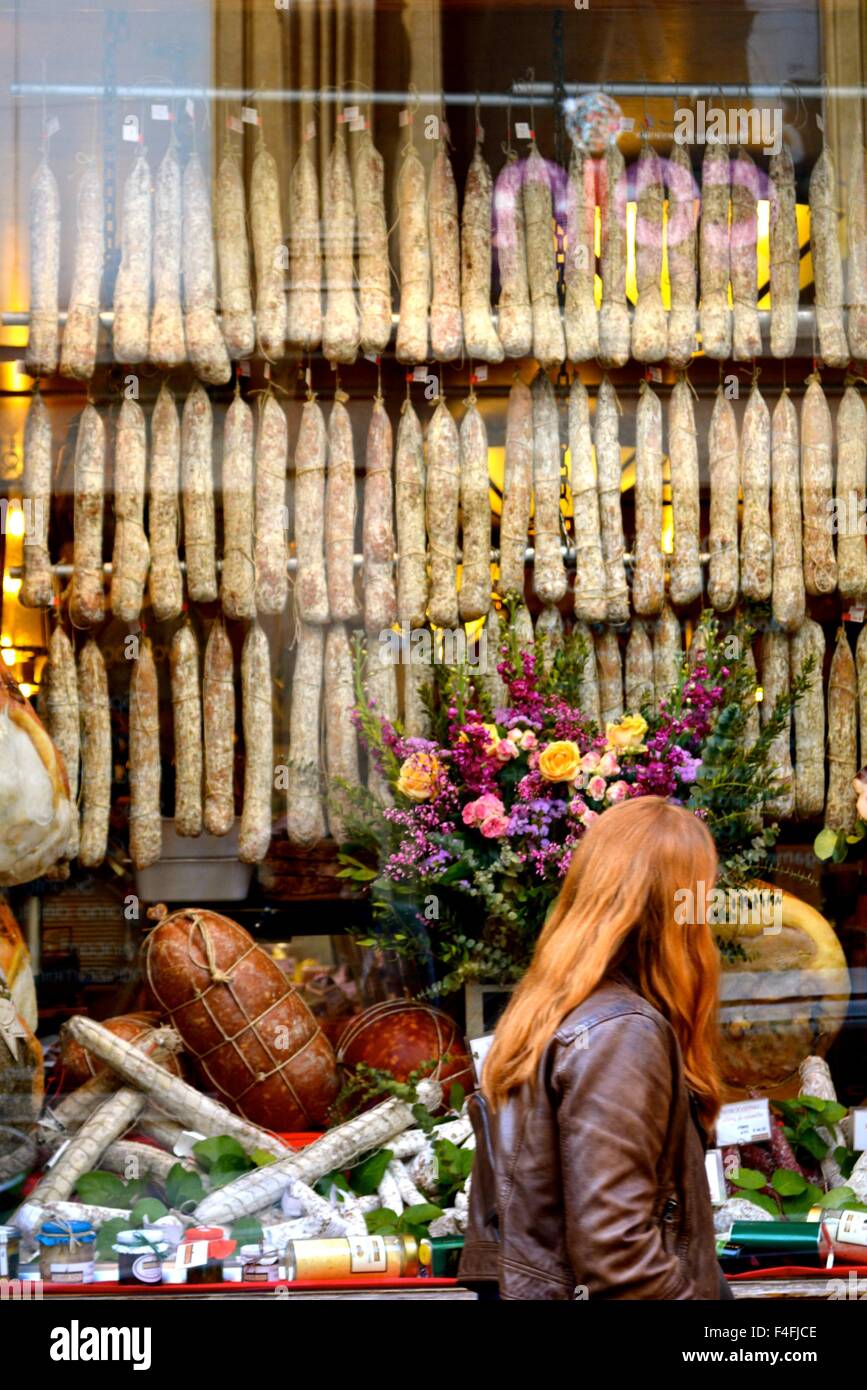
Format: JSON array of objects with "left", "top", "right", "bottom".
[{"left": 483, "top": 796, "right": 722, "bottom": 1129}]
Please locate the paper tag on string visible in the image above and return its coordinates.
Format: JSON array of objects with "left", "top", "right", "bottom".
[
  {"left": 817, "top": 114, "right": 825, "bottom": 133},
  {"left": 514, "top": 121, "right": 532, "bottom": 140},
  {"left": 349, "top": 117, "right": 366, "bottom": 133},
  {"left": 122, "top": 115, "right": 141, "bottom": 143},
  {"left": 853, "top": 1108, "right": 867, "bottom": 1151},
  {"left": 343, "top": 105, "right": 359, "bottom": 121},
  {"left": 263, "top": 362, "right": 271, "bottom": 380},
  {"left": 474, "top": 364, "right": 489, "bottom": 383},
  {"left": 845, "top": 606, "right": 865, "bottom": 623},
  {"left": 646, "top": 366, "right": 663, "bottom": 383},
  {"left": 172, "top": 1130, "right": 208, "bottom": 1159},
  {"left": 44, "top": 116, "right": 60, "bottom": 139},
  {"left": 365, "top": 351, "right": 381, "bottom": 365},
  {"left": 412, "top": 365, "right": 428, "bottom": 381},
  {"left": 237, "top": 359, "right": 251, "bottom": 377},
  {"left": 151, "top": 104, "right": 171, "bottom": 122},
  {"left": 227, "top": 114, "right": 243, "bottom": 134},
  {"left": 241, "top": 106, "right": 260, "bottom": 126},
  {"left": 185, "top": 98, "right": 195, "bottom": 120},
  {"left": 705, "top": 1150, "right": 726, "bottom": 1205},
  {"left": 470, "top": 1034, "right": 495, "bottom": 1082},
  {"left": 619, "top": 116, "right": 635, "bottom": 132}
]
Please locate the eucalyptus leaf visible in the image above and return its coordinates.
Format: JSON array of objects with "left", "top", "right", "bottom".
[
  {"left": 781, "top": 1184, "right": 822, "bottom": 1216},
  {"left": 818, "top": 1187, "right": 858, "bottom": 1210},
  {"left": 365, "top": 1207, "right": 399, "bottom": 1236}
]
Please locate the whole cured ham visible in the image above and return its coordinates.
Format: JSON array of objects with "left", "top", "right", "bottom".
[{"left": 0, "top": 672, "right": 74, "bottom": 886}]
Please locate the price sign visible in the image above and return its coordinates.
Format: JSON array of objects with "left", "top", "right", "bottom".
[
  {"left": 852, "top": 1107, "right": 867, "bottom": 1152},
  {"left": 705, "top": 1150, "right": 726, "bottom": 1205},
  {"left": 241, "top": 106, "right": 260, "bottom": 126},
  {"left": 715, "top": 1098, "right": 772, "bottom": 1147},
  {"left": 151, "top": 104, "right": 171, "bottom": 122},
  {"left": 515, "top": 121, "right": 532, "bottom": 140},
  {"left": 470, "top": 1034, "right": 495, "bottom": 1082}
]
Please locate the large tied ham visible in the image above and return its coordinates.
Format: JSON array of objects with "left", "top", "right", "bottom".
[
  {"left": 143, "top": 909, "right": 339, "bottom": 1130},
  {"left": 0, "top": 672, "right": 74, "bottom": 886}
]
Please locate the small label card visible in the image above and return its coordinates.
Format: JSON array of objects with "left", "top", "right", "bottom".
[
  {"left": 470, "top": 1033, "right": 495, "bottom": 1081},
  {"left": 705, "top": 1149, "right": 726, "bottom": 1205},
  {"left": 514, "top": 121, "right": 532, "bottom": 140},
  {"left": 122, "top": 114, "right": 141, "bottom": 142},
  {"left": 852, "top": 1107, "right": 867, "bottom": 1152},
  {"left": 151, "top": 104, "right": 171, "bottom": 122},
  {"left": 227, "top": 114, "right": 244, "bottom": 134},
  {"left": 241, "top": 106, "right": 260, "bottom": 125},
  {"left": 715, "top": 1098, "right": 772, "bottom": 1147}
]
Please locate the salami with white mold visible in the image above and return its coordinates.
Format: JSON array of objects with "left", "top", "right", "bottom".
[
  {"left": 216, "top": 147, "right": 255, "bottom": 359},
  {"left": 428, "top": 145, "right": 463, "bottom": 362},
  {"left": 810, "top": 148, "right": 849, "bottom": 368},
  {"left": 848, "top": 139, "right": 867, "bottom": 359},
  {"left": 254, "top": 393, "right": 289, "bottom": 617},
  {"left": 221, "top": 390, "right": 256, "bottom": 620},
  {"left": 668, "top": 378, "right": 702, "bottom": 607},
  {"left": 739, "top": 385, "right": 772, "bottom": 603},
  {"left": 653, "top": 604, "right": 682, "bottom": 708},
  {"left": 293, "top": 396, "right": 330, "bottom": 625},
  {"left": 129, "top": 638, "right": 162, "bottom": 870},
  {"left": 836, "top": 385, "right": 867, "bottom": 601},
  {"left": 203, "top": 619, "right": 235, "bottom": 838},
  {"left": 395, "top": 399, "right": 427, "bottom": 628},
  {"left": 353, "top": 131, "right": 391, "bottom": 356},
  {"left": 532, "top": 374, "right": 567, "bottom": 606},
  {"left": 112, "top": 153, "right": 152, "bottom": 365},
  {"left": 707, "top": 388, "right": 739, "bottom": 613},
  {"left": 250, "top": 142, "right": 287, "bottom": 362},
  {"left": 569, "top": 378, "right": 605, "bottom": 622},
  {"left": 287, "top": 622, "right": 327, "bottom": 846},
  {"left": 287, "top": 147, "right": 322, "bottom": 352},
  {"left": 149, "top": 140, "right": 186, "bottom": 370},
  {"left": 20, "top": 391, "right": 53, "bottom": 609},
  {"left": 110, "top": 398, "right": 150, "bottom": 624},
  {"left": 461, "top": 142, "right": 503, "bottom": 363},
  {"left": 825, "top": 628, "right": 857, "bottom": 833},
  {"left": 573, "top": 621, "right": 600, "bottom": 726},
  {"left": 69, "top": 404, "right": 105, "bottom": 630},
  {"left": 363, "top": 396, "right": 397, "bottom": 635},
  {"left": 183, "top": 152, "right": 232, "bottom": 384},
  {"left": 426, "top": 400, "right": 460, "bottom": 628},
  {"left": 665, "top": 142, "right": 697, "bottom": 368},
  {"left": 239, "top": 623, "right": 273, "bottom": 864},
  {"left": 498, "top": 378, "right": 533, "bottom": 599},
  {"left": 801, "top": 376, "right": 837, "bottom": 597},
  {"left": 322, "top": 133, "right": 360, "bottom": 364},
  {"left": 181, "top": 382, "right": 217, "bottom": 604},
  {"left": 459, "top": 395, "right": 491, "bottom": 621},
  {"left": 790, "top": 619, "right": 825, "bottom": 819},
  {"left": 324, "top": 623, "right": 361, "bottom": 843},
  {"left": 148, "top": 383, "right": 183, "bottom": 623},
  {"left": 395, "top": 145, "right": 430, "bottom": 364},
  {"left": 771, "top": 389, "right": 805, "bottom": 632},
  {"left": 26, "top": 151, "right": 60, "bottom": 375},
  {"left": 495, "top": 151, "right": 532, "bottom": 358},
  {"left": 760, "top": 630, "right": 794, "bottom": 819},
  {"left": 325, "top": 392, "right": 359, "bottom": 623},
  {"left": 171, "top": 623, "right": 203, "bottom": 839},
  {"left": 564, "top": 141, "right": 598, "bottom": 363},
  {"left": 631, "top": 144, "right": 667, "bottom": 363},
  {"left": 595, "top": 376, "right": 629, "bottom": 626},
  {"left": 61, "top": 160, "right": 103, "bottom": 381},
  {"left": 595, "top": 628, "right": 623, "bottom": 725},
  {"left": 598, "top": 142, "right": 630, "bottom": 369},
  {"left": 632, "top": 382, "right": 665, "bottom": 617},
  {"left": 523, "top": 143, "right": 565, "bottom": 370},
  {"left": 769, "top": 145, "right": 799, "bottom": 359},
  {"left": 46, "top": 625, "right": 80, "bottom": 861},
  {"left": 625, "top": 622, "right": 654, "bottom": 712},
  {"left": 699, "top": 142, "right": 731, "bottom": 360},
  {"left": 730, "top": 150, "right": 762, "bottom": 361}
]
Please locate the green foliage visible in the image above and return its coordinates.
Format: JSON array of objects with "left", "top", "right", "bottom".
[
  {"left": 814, "top": 822, "right": 865, "bottom": 864},
  {"left": 363, "top": 1202, "right": 445, "bottom": 1244},
  {"left": 230, "top": 1215, "right": 264, "bottom": 1247},
  {"left": 76, "top": 1171, "right": 133, "bottom": 1209},
  {"left": 165, "top": 1163, "right": 205, "bottom": 1211},
  {"left": 773, "top": 1095, "right": 855, "bottom": 1170},
  {"left": 434, "top": 1137, "right": 475, "bottom": 1209}
]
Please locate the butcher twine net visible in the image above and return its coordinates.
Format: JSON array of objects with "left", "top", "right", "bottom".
[{"left": 144, "top": 911, "right": 324, "bottom": 1126}]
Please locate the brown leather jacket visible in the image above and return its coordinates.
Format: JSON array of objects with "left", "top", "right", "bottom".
[{"left": 460, "top": 977, "right": 722, "bottom": 1300}]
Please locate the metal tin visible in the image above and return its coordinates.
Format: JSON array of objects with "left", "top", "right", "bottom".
[
  {"left": 284, "top": 1234, "right": 427, "bottom": 1282},
  {"left": 0, "top": 1225, "right": 20, "bottom": 1280}
]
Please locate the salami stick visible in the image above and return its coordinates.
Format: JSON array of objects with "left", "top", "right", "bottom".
[
  {"left": 760, "top": 630, "right": 794, "bottom": 819},
  {"left": 181, "top": 382, "right": 217, "bottom": 604},
  {"left": 395, "top": 144, "right": 430, "bottom": 364},
  {"left": 239, "top": 624, "right": 273, "bottom": 864},
  {"left": 625, "top": 622, "right": 654, "bottom": 712},
  {"left": 428, "top": 146, "right": 463, "bottom": 362},
  {"left": 573, "top": 621, "right": 600, "bottom": 726},
  {"left": 20, "top": 390, "right": 53, "bottom": 608},
  {"left": 61, "top": 160, "right": 103, "bottom": 381},
  {"left": 220, "top": 390, "right": 256, "bottom": 620},
  {"left": 771, "top": 390, "right": 805, "bottom": 632},
  {"left": 293, "top": 396, "right": 330, "bottom": 625},
  {"left": 532, "top": 373, "right": 567, "bottom": 606},
  {"left": 203, "top": 619, "right": 235, "bottom": 838},
  {"left": 27, "top": 153, "right": 60, "bottom": 375},
  {"left": 742, "top": 645, "right": 760, "bottom": 762},
  {"left": 148, "top": 383, "right": 183, "bottom": 623},
  {"left": 395, "top": 399, "right": 426, "bottom": 628},
  {"left": 353, "top": 131, "right": 391, "bottom": 356},
  {"left": 324, "top": 623, "right": 361, "bottom": 842},
  {"left": 595, "top": 377, "right": 629, "bottom": 627},
  {"left": 769, "top": 144, "right": 799, "bottom": 359},
  {"left": 149, "top": 140, "right": 186, "bottom": 370},
  {"left": 631, "top": 144, "right": 667, "bottom": 363},
  {"left": 522, "top": 143, "right": 565, "bottom": 370},
  {"left": 47, "top": 626, "right": 80, "bottom": 861},
  {"left": 426, "top": 399, "right": 460, "bottom": 628},
  {"left": 535, "top": 606, "right": 563, "bottom": 675},
  {"left": 595, "top": 628, "right": 623, "bottom": 726},
  {"left": 857, "top": 627, "right": 867, "bottom": 772},
  {"left": 403, "top": 646, "right": 433, "bottom": 739},
  {"left": 459, "top": 396, "right": 491, "bottom": 621},
  {"left": 653, "top": 604, "right": 682, "bottom": 708},
  {"left": 707, "top": 388, "right": 739, "bottom": 613},
  {"left": 286, "top": 147, "right": 322, "bottom": 352},
  {"left": 112, "top": 153, "right": 152, "bottom": 365},
  {"left": 254, "top": 393, "right": 289, "bottom": 617},
  {"left": 287, "top": 623, "right": 326, "bottom": 846},
  {"left": 170, "top": 623, "right": 203, "bottom": 839},
  {"left": 478, "top": 609, "right": 508, "bottom": 715},
  {"left": 730, "top": 150, "right": 762, "bottom": 361},
  {"left": 848, "top": 138, "right": 867, "bottom": 359},
  {"left": 632, "top": 381, "right": 665, "bottom": 617},
  {"left": 699, "top": 141, "right": 731, "bottom": 360},
  {"left": 499, "top": 378, "right": 533, "bottom": 598},
  {"left": 514, "top": 603, "right": 535, "bottom": 657},
  {"left": 790, "top": 619, "right": 825, "bottom": 818},
  {"left": 216, "top": 147, "right": 255, "bottom": 359},
  {"left": 810, "top": 147, "right": 849, "bottom": 368},
  {"left": 668, "top": 378, "right": 702, "bottom": 607},
  {"left": 183, "top": 152, "right": 231, "bottom": 385},
  {"left": 836, "top": 385, "right": 867, "bottom": 600},
  {"left": 461, "top": 142, "right": 503, "bottom": 363},
  {"left": 739, "top": 385, "right": 772, "bottom": 603},
  {"left": 665, "top": 142, "right": 697, "bottom": 369},
  {"left": 364, "top": 646, "right": 397, "bottom": 805},
  {"left": 129, "top": 638, "right": 161, "bottom": 870},
  {"left": 69, "top": 404, "right": 105, "bottom": 629},
  {"left": 250, "top": 141, "right": 287, "bottom": 362},
  {"left": 110, "top": 398, "right": 150, "bottom": 624},
  {"left": 564, "top": 140, "right": 598, "bottom": 363},
  {"left": 598, "top": 141, "right": 630, "bottom": 368},
  {"left": 826, "top": 628, "right": 857, "bottom": 833},
  {"left": 495, "top": 151, "right": 532, "bottom": 358},
  {"left": 326, "top": 392, "right": 359, "bottom": 623},
  {"left": 569, "top": 378, "right": 605, "bottom": 622},
  {"left": 323, "top": 133, "right": 360, "bottom": 364},
  {"left": 801, "top": 376, "right": 837, "bottom": 597},
  {"left": 363, "top": 396, "right": 397, "bottom": 636}
]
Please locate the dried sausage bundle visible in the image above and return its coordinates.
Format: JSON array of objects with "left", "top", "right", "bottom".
[
  {"left": 801, "top": 376, "right": 837, "bottom": 597},
  {"left": 699, "top": 141, "right": 731, "bottom": 360},
  {"left": 668, "top": 378, "right": 702, "bottom": 607},
  {"left": 770, "top": 390, "right": 805, "bottom": 632},
  {"left": 46, "top": 625, "right": 80, "bottom": 862},
  {"left": 707, "top": 388, "right": 739, "bottom": 613},
  {"left": 324, "top": 623, "right": 361, "bottom": 843},
  {"left": 112, "top": 153, "right": 152, "bottom": 365},
  {"left": 573, "top": 621, "right": 600, "bottom": 726},
  {"left": 848, "top": 139, "right": 867, "bottom": 360},
  {"left": 20, "top": 391, "right": 53, "bottom": 608},
  {"left": 428, "top": 145, "right": 463, "bottom": 362},
  {"left": 760, "top": 630, "right": 794, "bottom": 820},
  {"left": 730, "top": 150, "right": 762, "bottom": 361},
  {"left": 522, "top": 143, "right": 565, "bottom": 370},
  {"left": 287, "top": 147, "right": 322, "bottom": 352},
  {"left": 598, "top": 142, "right": 630, "bottom": 368},
  {"left": 825, "top": 629, "right": 857, "bottom": 833},
  {"left": 653, "top": 604, "right": 682, "bottom": 708},
  {"left": 148, "top": 384, "right": 183, "bottom": 623},
  {"left": 69, "top": 404, "right": 105, "bottom": 630},
  {"left": 395, "top": 399, "right": 427, "bottom": 628},
  {"left": 203, "top": 619, "right": 235, "bottom": 838},
  {"left": 183, "top": 152, "right": 232, "bottom": 385},
  {"left": 625, "top": 621, "right": 654, "bottom": 712},
  {"left": 595, "top": 628, "right": 623, "bottom": 726},
  {"left": 216, "top": 147, "right": 255, "bottom": 359},
  {"left": 595, "top": 377, "right": 629, "bottom": 627},
  {"left": 129, "top": 638, "right": 162, "bottom": 870},
  {"left": 564, "top": 140, "right": 598, "bottom": 363},
  {"left": 239, "top": 624, "right": 273, "bottom": 864},
  {"left": 181, "top": 382, "right": 217, "bottom": 604},
  {"left": 631, "top": 144, "right": 667, "bottom": 363},
  {"left": 665, "top": 143, "right": 697, "bottom": 369},
  {"left": 569, "top": 378, "right": 605, "bottom": 622},
  {"left": 535, "top": 605, "right": 564, "bottom": 675},
  {"left": 836, "top": 385, "right": 867, "bottom": 601},
  {"left": 790, "top": 619, "right": 825, "bottom": 819},
  {"left": 461, "top": 142, "right": 503, "bottom": 363},
  {"left": 149, "top": 140, "right": 186, "bottom": 370},
  {"left": 254, "top": 393, "right": 289, "bottom": 617},
  {"left": 426, "top": 399, "right": 460, "bottom": 628},
  {"left": 739, "top": 385, "right": 772, "bottom": 603},
  {"left": 293, "top": 396, "right": 330, "bottom": 625},
  {"left": 395, "top": 145, "right": 429, "bottom": 365},
  {"left": 221, "top": 391, "right": 256, "bottom": 621},
  {"left": 171, "top": 623, "right": 203, "bottom": 839},
  {"left": 495, "top": 151, "right": 532, "bottom": 358},
  {"left": 77, "top": 638, "right": 110, "bottom": 869},
  {"left": 532, "top": 374, "right": 567, "bottom": 606},
  {"left": 110, "top": 398, "right": 150, "bottom": 624},
  {"left": 498, "top": 377, "right": 533, "bottom": 599},
  {"left": 769, "top": 145, "right": 799, "bottom": 359},
  {"left": 323, "top": 133, "right": 361, "bottom": 364},
  {"left": 459, "top": 396, "right": 492, "bottom": 621},
  {"left": 326, "top": 392, "right": 359, "bottom": 623},
  {"left": 810, "top": 147, "right": 849, "bottom": 368},
  {"left": 27, "top": 154, "right": 61, "bottom": 375},
  {"left": 250, "top": 141, "right": 287, "bottom": 362},
  {"left": 363, "top": 396, "right": 398, "bottom": 636},
  {"left": 353, "top": 131, "right": 391, "bottom": 356},
  {"left": 61, "top": 160, "right": 103, "bottom": 381},
  {"left": 632, "top": 382, "right": 665, "bottom": 617}
]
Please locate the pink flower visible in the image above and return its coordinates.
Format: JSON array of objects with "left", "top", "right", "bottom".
[
  {"left": 570, "top": 771, "right": 586, "bottom": 790},
  {"left": 494, "top": 739, "right": 519, "bottom": 763},
  {"left": 586, "top": 775, "right": 608, "bottom": 801},
  {"left": 463, "top": 792, "right": 505, "bottom": 827},
  {"left": 569, "top": 796, "right": 587, "bottom": 817},
  {"left": 596, "top": 751, "right": 620, "bottom": 778},
  {"left": 528, "top": 750, "right": 540, "bottom": 770},
  {"left": 606, "top": 779, "right": 631, "bottom": 804},
  {"left": 480, "top": 813, "right": 510, "bottom": 838},
  {"left": 579, "top": 750, "right": 600, "bottom": 773},
  {"left": 519, "top": 730, "right": 538, "bottom": 751},
  {"left": 579, "top": 808, "right": 600, "bottom": 828}
]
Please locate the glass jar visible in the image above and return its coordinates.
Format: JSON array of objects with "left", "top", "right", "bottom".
[
  {"left": 113, "top": 1231, "right": 171, "bottom": 1285},
  {"left": 36, "top": 1221, "right": 96, "bottom": 1285},
  {"left": 176, "top": 1226, "right": 235, "bottom": 1284},
  {"left": 235, "top": 1243, "right": 281, "bottom": 1284},
  {"left": 0, "top": 1225, "right": 20, "bottom": 1280}
]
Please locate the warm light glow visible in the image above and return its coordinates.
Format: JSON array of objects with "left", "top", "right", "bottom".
[
  {"left": 755, "top": 686, "right": 764, "bottom": 703},
  {"left": 2, "top": 575, "right": 21, "bottom": 596},
  {"left": 18, "top": 683, "right": 34, "bottom": 699},
  {"left": 661, "top": 503, "right": 674, "bottom": 556},
  {"left": 0, "top": 634, "right": 10, "bottom": 647},
  {"left": 4, "top": 505, "right": 25, "bottom": 539},
  {"left": 1, "top": 648, "right": 16, "bottom": 666}
]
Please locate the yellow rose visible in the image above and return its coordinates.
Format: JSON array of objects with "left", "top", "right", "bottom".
[
  {"left": 606, "top": 714, "right": 648, "bottom": 753},
  {"left": 538, "top": 740, "right": 583, "bottom": 783},
  {"left": 396, "top": 752, "right": 442, "bottom": 802},
  {"left": 458, "top": 723, "right": 500, "bottom": 753}
]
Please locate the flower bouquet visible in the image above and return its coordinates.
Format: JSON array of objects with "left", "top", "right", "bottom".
[{"left": 337, "top": 611, "right": 812, "bottom": 992}]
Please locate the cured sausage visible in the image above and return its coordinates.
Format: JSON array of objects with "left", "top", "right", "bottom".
[
  {"left": 825, "top": 628, "right": 857, "bottom": 833},
  {"left": 498, "top": 377, "right": 532, "bottom": 600},
  {"left": 428, "top": 145, "right": 463, "bottom": 362},
  {"left": 239, "top": 624, "right": 273, "bottom": 864},
  {"left": 171, "top": 623, "right": 203, "bottom": 839},
  {"left": 495, "top": 150, "right": 532, "bottom": 358},
  {"left": 287, "top": 622, "right": 327, "bottom": 846},
  {"left": 250, "top": 141, "right": 287, "bottom": 362},
  {"left": 287, "top": 147, "right": 322, "bottom": 352},
  {"left": 665, "top": 142, "right": 697, "bottom": 369},
  {"left": 625, "top": 621, "right": 654, "bottom": 712},
  {"left": 668, "top": 378, "right": 702, "bottom": 607},
  {"left": 699, "top": 141, "right": 731, "bottom": 360},
  {"left": 27, "top": 154, "right": 61, "bottom": 375},
  {"left": 149, "top": 140, "right": 186, "bottom": 370},
  {"left": 595, "top": 628, "right": 623, "bottom": 725},
  {"left": 532, "top": 373, "right": 567, "bottom": 605},
  {"left": 129, "top": 638, "right": 161, "bottom": 870},
  {"left": 535, "top": 604, "right": 563, "bottom": 675},
  {"left": 848, "top": 138, "right": 867, "bottom": 359},
  {"left": 353, "top": 130, "right": 391, "bottom": 356},
  {"left": 632, "top": 381, "right": 665, "bottom": 617},
  {"left": 326, "top": 392, "right": 359, "bottom": 623},
  {"left": 653, "top": 603, "right": 682, "bottom": 708},
  {"left": 760, "top": 629, "right": 794, "bottom": 820},
  {"left": 254, "top": 393, "right": 289, "bottom": 617},
  {"left": 564, "top": 140, "right": 598, "bottom": 363},
  {"left": 203, "top": 619, "right": 235, "bottom": 838},
  {"left": 707, "top": 388, "right": 739, "bottom": 613},
  {"left": 739, "top": 385, "right": 772, "bottom": 603},
  {"left": 181, "top": 382, "right": 217, "bottom": 604},
  {"left": 522, "top": 143, "right": 565, "bottom": 370},
  {"left": 182, "top": 152, "right": 232, "bottom": 384},
  {"left": 769, "top": 144, "right": 799, "bottom": 359},
  {"left": 395, "top": 145, "right": 429, "bottom": 365},
  {"left": 426, "top": 399, "right": 460, "bottom": 628},
  {"left": 221, "top": 390, "right": 256, "bottom": 621},
  {"left": 461, "top": 142, "right": 503, "bottom": 363},
  {"left": 573, "top": 621, "right": 600, "bottom": 726},
  {"left": 322, "top": 133, "right": 360, "bottom": 364},
  {"left": 364, "top": 642, "right": 397, "bottom": 806},
  {"left": 790, "top": 619, "right": 825, "bottom": 818},
  {"left": 363, "top": 396, "right": 398, "bottom": 635},
  {"left": 46, "top": 625, "right": 80, "bottom": 861},
  {"left": 770, "top": 390, "right": 805, "bottom": 632},
  {"left": 69, "top": 405, "right": 105, "bottom": 630},
  {"left": 801, "top": 376, "right": 837, "bottom": 597},
  {"left": 293, "top": 396, "right": 330, "bottom": 625},
  {"left": 459, "top": 395, "right": 491, "bottom": 621},
  {"left": 810, "top": 148, "right": 849, "bottom": 368},
  {"left": 631, "top": 144, "right": 667, "bottom": 363},
  {"left": 216, "top": 147, "right": 255, "bottom": 359},
  {"left": 324, "top": 623, "right": 361, "bottom": 842},
  {"left": 112, "top": 153, "right": 152, "bottom": 365},
  {"left": 395, "top": 399, "right": 426, "bottom": 628},
  {"left": 148, "top": 383, "right": 183, "bottom": 624},
  {"left": 595, "top": 376, "right": 629, "bottom": 626},
  {"left": 857, "top": 626, "right": 867, "bottom": 775},
  {"left": 569, "top": 377, "right": 605, "bottom": 622},
  {"left": 730, "top": 149, "right": 762, "bottom": 361},
  {"left": 836, "top": 385, "right": 867, "bottom": 601},
  {"left": 598, "top": 141, "right": 630, "bottom": 368},
  {"left": 20, "top": 391, "right": 53, "bottom": 609},
  {"left": 110, "top": 398, "right": 150, "bottom": 624},
  {"left": 61, "top": 160, "right": 103, "bottom": 380}
]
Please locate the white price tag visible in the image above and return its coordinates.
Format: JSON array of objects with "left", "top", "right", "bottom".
[
  {"left": 412, "top": 365, "right": 428, "bottom": 381},
  {"left": 619, "top": 117, "right": 635, "bottom": 132},
  {"left": 514, "top": 121, "right": 532, "bottom": 140},
  {"left": 151, "top": 104, "right": 171, "bottom": 122},
  {"left": 44, "top": 117, "right": 60, "bottom": 138},
  {"left": 185, "top": 98, "right": 195, "bottom": 120},
  {"left": 474, "top": 364, "right": 489, "bottom": 383},
  {"left": 646, "top": 366, "right": 663, "bottom": 383},
  {"left": 122, "top": 114, "right": 140, "bottom": 143},
  {"left": 172, "top": 1128, "right": 208, "bottom": 1159},
  {"left": 343, "top": 105, "right": 359, "bottom": 121},
  {"left": 715, "top": 1099, "right": 772, "bottom": 1147},
  {"left": 364, "top": 350, "right": 380, "bottom": 364},
  {"left": 853, "top": 1107, "right": 867, "bottom": 1152},
  {"left": 349, "top": 117, "right": 366, "bottom": 133},
  {"left": 845, "top": 606, "right": 866, "bottom": 624},
  {"left": 470, "top": 1033, "right": 495, "bottom": 1082},
  {"left": 705, "top": 1149, "right": 726, "bottom": 1205},
  {"left": 241, "top": 106, "right": 260, "bottom": 126},
  {"left": 227, "top": 114, "right": 243, "bottom": 134}
]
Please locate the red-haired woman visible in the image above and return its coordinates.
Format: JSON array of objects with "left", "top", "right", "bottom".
[{"left": 461, "top": 795, "right": 729, "bottom": 1300}]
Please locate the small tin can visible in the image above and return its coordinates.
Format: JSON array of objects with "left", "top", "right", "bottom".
[
  {"left": 284, "top": 1234, "right": 429, "bottom": 1282},
  {"left": 0, "top": 1225, "right": 20, "bottom": 1280},
  {"left": 113, "top": 1231, "right": 171, "bottom": 1285}
]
